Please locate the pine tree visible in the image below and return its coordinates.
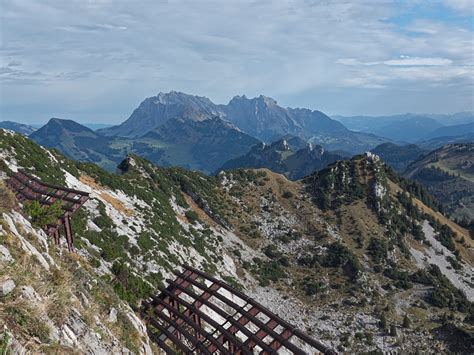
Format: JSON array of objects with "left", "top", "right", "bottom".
[
  {"left": 403, "top": 314, "right": 411, "bottom": 328},
  {"left": 380, "top": 313, "right": 388, "bottom": 331}
]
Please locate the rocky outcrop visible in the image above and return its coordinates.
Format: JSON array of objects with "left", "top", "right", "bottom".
[{"left": 0, "top": 278, "right": 15, "bottom": 296}]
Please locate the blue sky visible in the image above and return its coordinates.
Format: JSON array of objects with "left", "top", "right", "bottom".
[{"left": 0, "top": 0, "right": 473, "bottom": 124}]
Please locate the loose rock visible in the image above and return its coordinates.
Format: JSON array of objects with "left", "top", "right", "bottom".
[
  {"left": 108, "top": 308, "right": 118, "bottom": 323},
  {"left": 0, "top": 278, "right": 16, "bottom": 296},
  {"left": 0, "top": 245, "right": 13, "bottom": 262}
]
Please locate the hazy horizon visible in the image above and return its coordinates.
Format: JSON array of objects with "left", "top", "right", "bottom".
[{"left": 1, "top": 89, "right": 473, "bottom": 127}]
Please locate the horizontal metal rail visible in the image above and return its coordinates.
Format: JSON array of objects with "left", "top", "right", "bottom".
[
  {"left": 169, "top": 274, "right": 303, "bottom": 355},
  {"left": 157, "top": 287, "right": 253, "bottom": 355},
  {"left": 166, "top": 278, "right": 278, "bottom": 355},
  {"left": 11, "top": 173, "right": 88, "bottom": 205},
  {"left": 147, "top": 296, "right": 230, "bottom": 354},
  {"left": 143, "top": 305, "right": 211, "bottom": 354},
  {"left": 142, "top": 266, "right": 337, "bottom": 355},
  {"left": 182, "top": 264, "right": 335, "bottom": 354},
  {"left": 15, "top": 170, "right": 89, "bottom": 196}
]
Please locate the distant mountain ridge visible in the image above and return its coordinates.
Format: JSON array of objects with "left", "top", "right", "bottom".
[
  {"left": 29, "top": 118, "right": 123, "bottom": 170},
  {"left": 404, "top": 143, "right": 474, "bottom": 220},
  {"left": 0, "top": 121, "right": 36, "bottom": 135},
  {"left": 217, "top": 136, "right": 344, "bottom": 180},
  {"left": 99, "top": 91, "right": 389, "bottom": 153},
  {"left": 99, "top": 91, "right": 223, "bottom": 138},
  {"left": 334, "top": 112, "right": 474, "bottom": 143},
  {"left": 370, "top": 143, "right": 426, "bottom": 172},
  {"left": 426, "top": 122, "right": 474, "bottom": 140},
  {"left": 29, "top": 116, "right": 259, "bottom": 173},
  {"left": 139, "top": 116, "right": 259, "bottom": 172}
]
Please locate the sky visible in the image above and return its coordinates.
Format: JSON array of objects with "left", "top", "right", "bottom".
[{"left": 0, "top": 0, "right": 473, "bottom": 124}]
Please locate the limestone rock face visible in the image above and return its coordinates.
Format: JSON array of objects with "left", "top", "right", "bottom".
[
  {"left": 0, "top": 245, "right": 13, "bottom": 262},
  {"left": 108, "top": 308, "right": 118, "bottom": 323},
  {"left": 0, "top": 278, "right": 16, "bottom": 296}
]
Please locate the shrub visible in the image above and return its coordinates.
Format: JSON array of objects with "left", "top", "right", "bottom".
[
  {"left": 367, "top": 237, "right": 388, "bottom": 265},
  {"left": 424, "top": 265, "right": 472, "bottom": 312},
  {"left": 323, "top": 242, "right": 361, "bottom": 278},
  {"left": 446, "top": 255, "right": 462, "bottom": 270},
  {"left": 383, "top": 267, "right": 413, "bottom": 289},
  {"left": 111, "top": 262, "right": 154, "bottom": 305},
  {"left": 263, "top": 245, "right": 281, "bottom": 259},
  {"left": 282, "top": 191, "right": 293, "bottom": 199},
  {"left": 436, "top": 224, "right": 456, "bottom": 252},
  {"left": 256, "top": 260, "right": 286, "bottom": 286},
  {"left": 303, "top": 279, "right": 325, "bottom": 296},
  {"left": 24, "top": 200, "right": 63, "bottom": 228},
  {"left": 403, "top": 314, "right": 411, "bottom": 328},
  {"left": 137, "top": 233, "right": 156, "bottom": 251},
  {"left": 185, "top": 210, "right": 199, "bottom": 224}
]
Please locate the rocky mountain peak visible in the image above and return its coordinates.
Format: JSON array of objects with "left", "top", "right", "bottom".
[
  {"left": 98, "top": 91, "right": 222, "bottom": 138},
  {"left": 307, "top": 143, "right": 325, "bottom": 157},
  {"left": 33, "top": 118, "right": 95, "bottom": 135},
  {"left": 257, "top": 94, "right": 277, "bottom": 106},
  {"left": 229, "top": 94, "right": 278, "bottom": 107},
  {"left": 153, "top": 90, "right": 215, "bottom": 107},
  {"left": 271, "top": 138, "right": 291, "bottom": 151}
]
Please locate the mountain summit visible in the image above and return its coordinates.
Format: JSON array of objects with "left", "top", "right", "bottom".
[
  {"left": 99, "top": 91, "right": 223, "bottom": 138},
  {"left": 216, "top": 136, "right": 344, "bottom": 179},
  {"left": 99, "top": 91, "right": 388, "bottom": 153}
]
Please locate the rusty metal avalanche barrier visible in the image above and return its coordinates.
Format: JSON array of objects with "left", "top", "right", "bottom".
[
  {"left": 140, "top": 264, "right": 337, "bottom": 354},
  {"left": 6, "top": 170, "right": 89, "bottom": 252}
]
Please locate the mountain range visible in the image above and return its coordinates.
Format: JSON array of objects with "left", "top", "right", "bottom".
[
  {"left": 99, "top": 91, "right": 388, "bottom": 152},
  {"left": 370, "top": 143, "right": 427, "bottom": 172},
  {"left": 4, "top": 91, "right": 473, "bottom": 181},
  {"left": 404, "top": 143, "right": 474, "bottom": 221},
  {"left": 29, "top": 115, "right": 259, "bottom": 173},
  {"left": 21, "top": 91, "right": 390, "bottom": 173},
  {"left": 334, "top": 113, "right": 474, "bottom": 143},
  {"left": 217, "top": 136, "right": 345, "bottom": 180},
  {"left": 0, "top": 121, "right": 36, "bottom": 135}
]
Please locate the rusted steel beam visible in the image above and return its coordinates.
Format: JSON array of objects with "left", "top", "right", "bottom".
[
  {"left": 150, "top": 269, "right": 199, "bottom": 312},
  {"left": 142, "top": 311, "right": 192, "bottom": 354},
  {"left": 265, "top": 328, "right": 293, "bottom": 353},
  {"left": 142, "top": 306, "right": 212, "bottom": 355},
  {"left": 144, "top": 266, "right": 337, "bottom": 354},
  {"left": 8, "top": 184, "right": 83, "bottom": 213},
  {"left": 181, "top": 265, "right": 335, "bottom": 354},
  {"left": 10, "top": 172, "right": 89, "bottom": 207},
  {"left": 147, "top": 332, "right": 176, "bottom": 355},
  {"left": 54, "top": 229, "right": 60, "bottom": 245},
  {"left": 63, "top": 214, "right": 74, "bottom": 252},
  {"left": 14, "top": 170, "right": 89, "bottom": 195},
  {"left": 146, "top": 297, "right": 229, "bottom": 354},
  {"left": 293, "top": 329, "right": 338, "bottom": 355},
  {"left": 243, "top": 318, "right": 280, "bottom": 350},
  {"left": 166, "top": 279, "right": 278, "bottom": 355},
  {"left": 156, "top": 287, "right": 252, "bottom": 355},
  {"left": 157, "top": 272, "right": 221, "bottom": 349},
  {"left": 7, "top": 171, "right": 90, "bottom": 253},
  {"left": 216, "top": 306, "right": 258, "bottom": 348},
  {"left": 172, "top": 271, "right": 304, "bottom": 354}
]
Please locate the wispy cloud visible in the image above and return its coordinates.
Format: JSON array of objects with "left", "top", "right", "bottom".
[
  {"left": 337, "top": 56, "right": 454, "bottom": 66},
  {"left": 56, "top": 23, "right": 127, "bottom": 33},
  {"left": 0, "top": 0, "right": 472, "bottom": 121}
]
